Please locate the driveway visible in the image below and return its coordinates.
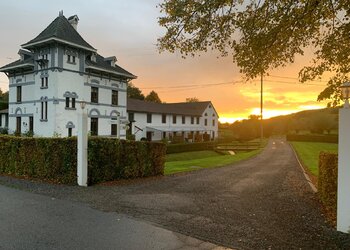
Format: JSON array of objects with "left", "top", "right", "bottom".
[{"left": 1, "top": 138, "right": 350, "bottom": 249}]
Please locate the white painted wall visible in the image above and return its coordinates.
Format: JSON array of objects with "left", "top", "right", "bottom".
[
  {"left": 130, "top": 103, "right": 219, "bottom": 141},
  {"left": 6, "top": 48, "right": 128, "bottom": 138}
]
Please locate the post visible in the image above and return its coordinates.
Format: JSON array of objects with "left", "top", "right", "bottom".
[
  {"left": 117, "top": 115, "right": 120, "bottom": 139},
  {"left": 337, "top": 107, "right": 350, "bottom": 233},
  {"left": 260, "top": 73, "right": 264, "bottom": 144},
  {"left": 77, "top": 110, "right": 88, "bottom": 187}
]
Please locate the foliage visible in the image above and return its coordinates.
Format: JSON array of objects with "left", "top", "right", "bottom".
[
  {"left": 167, "top": 141, "right": 216, "bottom": 154},
  {"left": 287, "top": 134, "right": 338, "bottom": 144},
  {"left": 0, "top": 136, "right": 166, "bottom": 185},
  {"left": 186, "top": 97, "right": 199, "bottom": 102},
  {"left": 0, "top": 88, "right": 9, "bottom": 110},
  {"left": 0, "top": 127, "right": 8, "bottom": 134},
  {"left": 127, "top": 82, "right": 145, "bottom": 100},
  {"left": 318, "top": 152, "right": 338, "bottom": 214},
  {"left": 158, "top": 0, "right": 350, "bottom": 106},
  {"left": 290, "top": 141, "right": 338, "bottom": 176},
  {"left": 145, "top": 90, "right": 162, "bottom": 103}
]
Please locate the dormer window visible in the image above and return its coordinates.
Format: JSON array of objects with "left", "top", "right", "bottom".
[{"left": 67, "top": 55, "right": 76, "bottom": 64}]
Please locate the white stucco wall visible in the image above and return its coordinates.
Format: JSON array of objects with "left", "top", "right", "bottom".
[
  {"left": 6, "top": 47, "right": 128, "bottom": 138},
  {"left": 130, "top": 103, "right": 219, "bottom": 141}
]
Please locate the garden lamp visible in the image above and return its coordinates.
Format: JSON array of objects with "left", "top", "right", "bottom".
[{"left": 340, "top": 82, "right": 350, "bottom": 108}]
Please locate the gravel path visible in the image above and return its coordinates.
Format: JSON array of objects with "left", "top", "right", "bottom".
[{"left": 1, "top": 138, "right": 350, "bottom": 249}]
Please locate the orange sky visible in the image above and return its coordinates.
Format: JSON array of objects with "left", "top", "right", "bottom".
[{"left": 0, "top": 1, "right": 330, "bottom": 123}]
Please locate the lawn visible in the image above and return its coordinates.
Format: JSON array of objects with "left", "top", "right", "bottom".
[
  {"left": 165, "top": 149, "right": 262, "bottom": 175},
  {"left": 290, "top": 141, "right": 338, "bottom": 176}
]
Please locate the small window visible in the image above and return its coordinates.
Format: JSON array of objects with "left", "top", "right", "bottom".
[
  {"left": 45, "top": 77, "right": 48, "bottom": 87},
  {"left": 72, "top": 98, "right": 76, "bottom": 109},
  {"left": 91, "top": 87, "right": 99, "bottom": 103},
  {"left": 191, "top": 117, "right": 194, "bottom": 124},
  {"left": 196, "top": 117, "right": 200, "bottom": 124},
  {"left": 205, "top": 119, "right": 208, "bottom": 126},
  {"left": 91, "top": 118, "right": 98, "bottom": 136},
  {"left": 68, "top": 127, "right": 72, "bottom": 137},
  {"left": 162, "top": 114, "right": 166, "bottom": 124},
  {"left": 112, "top": 90, "right": 118, "bottom": 105},
  {"left": 65, "top": 97, "right": 70, "bottom": 108},
  {"left": 128, "top": 112, "right": 134, "bottom": 122},
  {"left": 16, "top": 117, "right": 21, "bottom": 134},
  {"left": 182, "top": 116, "right": 185, "bottom": 124},
  {"left": 204, "top": 113, "right": 208, "bottom": 116},
  {"left": 41, "top": 101, "right": 48, "bottom": 120},
  {"left": 111, "top": 124, "right": 117, "bottom": 136},
  {"left": 212, "top": 120, "right": 215, "bottom": 126},
  {"left": 163, "top": 132, "right": 166, "bottom": 139},
  {"left": 173, "top": 115, "right": 176, "bottom": 124},
  {"left": 147, "top": 113, "right": 152, "bottom": 123},
  {"left": 67, "top": 55, "right": 71, "bottom": 62},
  {"left": 16, "top": 86, "right": 22, "bottom": 103},
  {"left": 72, "top": 56, "right": 76, "bottom": 63}
]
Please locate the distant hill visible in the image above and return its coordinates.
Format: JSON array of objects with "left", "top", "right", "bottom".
[{"left": 219, "top": 108, "right": 339, "bottom": 141}]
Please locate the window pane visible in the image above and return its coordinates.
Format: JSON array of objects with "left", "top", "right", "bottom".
[
  {"left": 72, "top": 98, "right": 76, "bottom": 108},
  {"left": 65, "top": 97, "right": 70, "bottom": 108},
  {"left": 91, "top": 118, "right": 98, "bottom": 136}
]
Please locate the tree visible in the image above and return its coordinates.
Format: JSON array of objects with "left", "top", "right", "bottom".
[
  {"left": 145, "top": 90, "right": 162, "bottom": 103},
  {"left": 127, "top": 82, "right": 145, "bottom": 100},
  {"left": 158, "top": 0, "right": 350, "bottom": 106},
  {"left": 0, "top": 88, "right": 9, "bottom": 110},
  {"left": 186, "top": 97, "right": 199, "bottom": 102}
]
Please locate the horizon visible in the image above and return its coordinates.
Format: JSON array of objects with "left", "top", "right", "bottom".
[{"left": 0, "top": 1, "right": 330, "bottom": 122}]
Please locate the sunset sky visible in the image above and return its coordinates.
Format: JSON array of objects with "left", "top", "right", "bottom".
[{"left": 0, "top": 0, "right": 329, "bottom": 123}]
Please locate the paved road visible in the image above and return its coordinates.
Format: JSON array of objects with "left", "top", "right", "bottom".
[
  {"left": 1, "top": 138, "right": 350, "bottom": 249},
  {"left": 0, "top": 185, "right": 227, "bottom": 250}
]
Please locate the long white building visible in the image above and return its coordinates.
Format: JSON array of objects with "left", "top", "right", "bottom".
[
  {"left": 0, "top": 12, "right": 136, "bottom": 137},
  {"left": 127, "top": 98, "right": 219, "bottom": 141}
]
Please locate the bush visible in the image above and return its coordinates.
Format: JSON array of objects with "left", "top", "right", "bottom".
[
  {"left": 286, "top": 134, "right": 338, "bottom": 143},
  {"left": 167, "top": 141, "right": 216, "bottom": 154},
  {"left": 318, "top": 152, "right": 338, "bottom": 214},
  {"left": 0, "top": 136, "right": 166, "bottom": 185}
]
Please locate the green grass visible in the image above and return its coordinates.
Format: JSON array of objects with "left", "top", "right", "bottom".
[
  {"left": 165, "top": 149, "right": 262, "bottom": 175},
  {"left": 290, "top": 141, "right": 338, "bottom": 176},
  {"left": 166, "top": 150, "right": 220, "bottom": 162}
]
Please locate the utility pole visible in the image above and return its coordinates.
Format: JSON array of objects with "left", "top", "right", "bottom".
[{"left": 260, "top": 73, "right": 264, "bottom": 145}]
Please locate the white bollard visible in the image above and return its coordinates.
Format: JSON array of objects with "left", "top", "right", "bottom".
[
  {"left": 77, "top": 111, "right": 88, "bottom": 187},
  {"left": 337, "top": 108, "right": 350, "bottom": 233}
]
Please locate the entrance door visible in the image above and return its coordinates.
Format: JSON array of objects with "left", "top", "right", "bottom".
[
  {"left": 146, "top": 131, "right": 152, "bottom": 141},
  {"left": 16, "top": 117, "right": 21, "bottom": 134}
]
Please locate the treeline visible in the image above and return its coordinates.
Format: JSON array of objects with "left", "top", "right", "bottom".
[
  {"left": 0, "top": 89, "right": 8, "bottom": 110},
  {"left": 220, "top": 108, "right": 339, "bottom": 141}
]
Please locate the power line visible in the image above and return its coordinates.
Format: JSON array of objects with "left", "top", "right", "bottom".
[{"left": 268, "top": 74, "right": 329, "bottom": 83}]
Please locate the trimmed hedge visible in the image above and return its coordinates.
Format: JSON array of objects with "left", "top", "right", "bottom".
[
  {"left": 166, "top": 141, "right": 216, "bottom": 154},
  {"left": 287, "top": 134, "right": 338, "bottom": 143},
  {"left": 0, "top": 136, "right": 166, "bottom": 185},
  {"left": 318, "top": 152, "right": 338, "bottom": 214}
]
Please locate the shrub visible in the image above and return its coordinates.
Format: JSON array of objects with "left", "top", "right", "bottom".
[
  {"left": 0, "top": 136, "right": 166, "bottom": 185},
  {"left": 286, "top": 134, "right": 338, "bottom": 143},
  {"left": 167, "top": 141, "right": 216, "bottom": 154},
  {"left": 318, "top": 152, "right": 338, "bottom": 214}
]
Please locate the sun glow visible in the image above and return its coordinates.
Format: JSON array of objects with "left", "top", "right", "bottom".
[{"left": 219, "top": 105, "right": 325, "bottom": 124}]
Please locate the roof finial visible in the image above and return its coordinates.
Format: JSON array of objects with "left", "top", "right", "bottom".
[{"left": 59, "top": 10, "right": 63, "bottom": 17}]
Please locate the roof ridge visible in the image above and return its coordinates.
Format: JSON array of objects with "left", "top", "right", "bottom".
[{"left": 22, "top": 14, "right": 95, "bottom": 51}]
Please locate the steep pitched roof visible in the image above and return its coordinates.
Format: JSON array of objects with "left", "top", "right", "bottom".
[
  {"left": 22, "top": 15, "right": 95, "bottom": 51},
  {"left": 86, "top": 54, "right": 136, "bottom": 79},
  {"left": 0, "top": 57, "right": 34, "bottom": 72},
  {"left": 127, "top": 98, "right": 213, "bottom": 116}
]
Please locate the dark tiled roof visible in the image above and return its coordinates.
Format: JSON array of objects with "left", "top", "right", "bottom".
[
  {"left": 0, "top": 57, "right": 34, "bottom": 71},
  {"left": 127, "top": 98, "right": 211, "bottom": 116},
  {"left": 0, "top": 109, "right": 8, "bottom": 114},
  {"left": 22, "top": 15, "right": 95, "bottom": 51},
  {"left": 86, "top": 54, "right": 136, "bottom": 78}
]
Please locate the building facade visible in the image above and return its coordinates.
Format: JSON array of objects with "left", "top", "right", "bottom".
[
  {"left": 127, "top": 98, "right": 219, "bottom": 142},
  {"left": 0, "top": 109, "right": 8, "bottom": 130},
  {"left": 0, "top": 12, "right": 136, "bottom": 137}
]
